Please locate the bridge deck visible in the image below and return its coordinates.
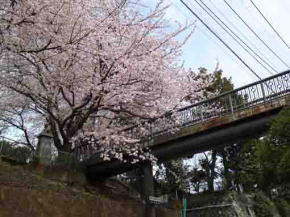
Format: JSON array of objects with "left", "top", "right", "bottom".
[
  {"left": 153, "top": 95, "right": 289, "bottom": 147},
  {"left": 74, "top": 70, "right": 290, "bottom": 178}
]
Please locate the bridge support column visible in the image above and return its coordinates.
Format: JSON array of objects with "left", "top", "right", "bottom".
[
  {"left": 141, "top": 163, "right": 155, "bottom": 217},
  {"left": 142, "top": 163, "right": 154, "bottom": 199}
]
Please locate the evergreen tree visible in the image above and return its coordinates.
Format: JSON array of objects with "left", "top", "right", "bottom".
[{"left": 235, "top": 108, "right": 290, "bottom": 196}]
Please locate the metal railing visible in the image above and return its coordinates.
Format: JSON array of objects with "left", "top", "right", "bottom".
[
  {"left": 127, "top": 69, "right": 290, "bottom": 137},
  {"left": 74, "top": 70, "right": 290, "bottom": 161}
]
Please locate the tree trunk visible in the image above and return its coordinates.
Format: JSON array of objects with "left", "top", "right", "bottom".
[
  {"left": 208, "top": 150, "right": 217, "bottom": 192},
  {"left": 222, "top": 150, "right": 230, "bottom": 190}
]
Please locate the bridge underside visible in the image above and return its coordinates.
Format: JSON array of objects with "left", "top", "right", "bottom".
[
  {"left": 152, "top": 107, "right": 280, "bottom": 160},
  {"left": 84, "top": 104, "right": 284, "bottom": 179}
]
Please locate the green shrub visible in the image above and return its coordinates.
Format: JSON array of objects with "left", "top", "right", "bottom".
[
  {"left": 275, "top": 199, "right": 290, "bottom": 217},
  {"left": 253, "top": 192, "right": 278, "bottom": 217}
]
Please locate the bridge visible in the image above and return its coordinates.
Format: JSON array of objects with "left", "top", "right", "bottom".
[{"left": 74, "top": 70, "right": 290, "bottom": 180}]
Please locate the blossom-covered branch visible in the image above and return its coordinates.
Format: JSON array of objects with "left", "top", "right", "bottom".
[{"left": 0, "top": 0, "right": 210, "bottom": 163}]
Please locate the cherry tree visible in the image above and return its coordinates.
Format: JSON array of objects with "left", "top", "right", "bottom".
[{"left": 0, "top": 0, "right": 209, "bottom": 163}]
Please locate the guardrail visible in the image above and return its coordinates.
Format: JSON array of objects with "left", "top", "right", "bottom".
[{"left": 74, "top": 70, "right": 290, "bottom": 162}]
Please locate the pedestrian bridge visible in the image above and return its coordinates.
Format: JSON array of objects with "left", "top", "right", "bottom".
[{"left": 74, "top": 70, "right": 290, "bottom": 178}]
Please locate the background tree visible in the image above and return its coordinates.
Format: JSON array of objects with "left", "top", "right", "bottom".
[
  {"left": 189, "top": 67, "right": 235, "bottom": 192},
  {"left": 0, "top": 140, "right": 32, "bottom": 164},
  {"left": 199, "top": 151, "right": 218, "bottom": 192},
  {"left": 154, "top": 159, "right": 191, "bottom": 198},
  {"left": 189, "top": 168, "right": 207, "bottom": 193},
  {"left": 236, "top": 108, "right": 290, "bottom": 195}
]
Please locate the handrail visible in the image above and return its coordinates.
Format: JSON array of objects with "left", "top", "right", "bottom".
[
  {"left": 178, "top": 69, "right": 290, "bottom": 112},
  {"left": 127, "top": 69, "right": 290, "bottom": 134},
  {"left": 121, "top": 69, "right": 290, "bottom": 133}
]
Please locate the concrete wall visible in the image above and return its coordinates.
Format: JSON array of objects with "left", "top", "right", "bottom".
[{"left": 0, "top": 185, "right": 179, "bottom": 217}]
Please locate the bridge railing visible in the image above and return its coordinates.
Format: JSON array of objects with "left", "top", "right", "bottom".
[
  {"left": 74, "top": 70, "right": 290, "bottom": 162},
  {"left": 130, "top": 69, "right": 290, "bottom": 137}
]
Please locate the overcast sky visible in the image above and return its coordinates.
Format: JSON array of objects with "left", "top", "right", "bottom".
[{"left": 159, "top": 0, "right": 290, "bottom": 88}]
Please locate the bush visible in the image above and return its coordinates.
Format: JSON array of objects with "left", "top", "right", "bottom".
[
  {"left": 0, "top": 141, "right": 33, "bottom": 164},
  {"left": 253, "top": 192, "right": 279, "bottom": 217},
  {"left": 275, "top": 199, "right": 290, "bottom": 217}
]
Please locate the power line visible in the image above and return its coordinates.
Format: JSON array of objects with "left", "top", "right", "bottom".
[
  {"left": 196, "top": 25, "right": 257, "bottom": 81},
  {"left": 167, "top": 0, "right": 194, "bottom": 23},
  {"left": 196, "top": 0, "right": 275, "bottom": 75},
  {"left": 223, "top": 0, "right": 290, "bottom": 69},
  {"left": 207, "top": 0, "right": 279, "bottom": 74},
  {"left": 193, "top": 0, "right": 276, "bottom": 75},
  {"left": 168, "top": 0, "right": 254, "bottom": 79},
  {"left": 179, "top": 0, "right": 262, "bottom": 80},
  {"left": 249, "top": 0, "right": 290, "bottom": 51}
]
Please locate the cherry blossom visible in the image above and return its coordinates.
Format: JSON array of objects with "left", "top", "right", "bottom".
[{"left": 0, "top": 0, "right": 210, "bottom": 163}]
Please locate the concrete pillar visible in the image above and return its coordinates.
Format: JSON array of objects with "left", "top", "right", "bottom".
[
  {"left": 141, "top": 163, "right": 156, "bottom": 217},
  {"left": 142, "top": 163, "right": 154, "bottom": 199}
]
